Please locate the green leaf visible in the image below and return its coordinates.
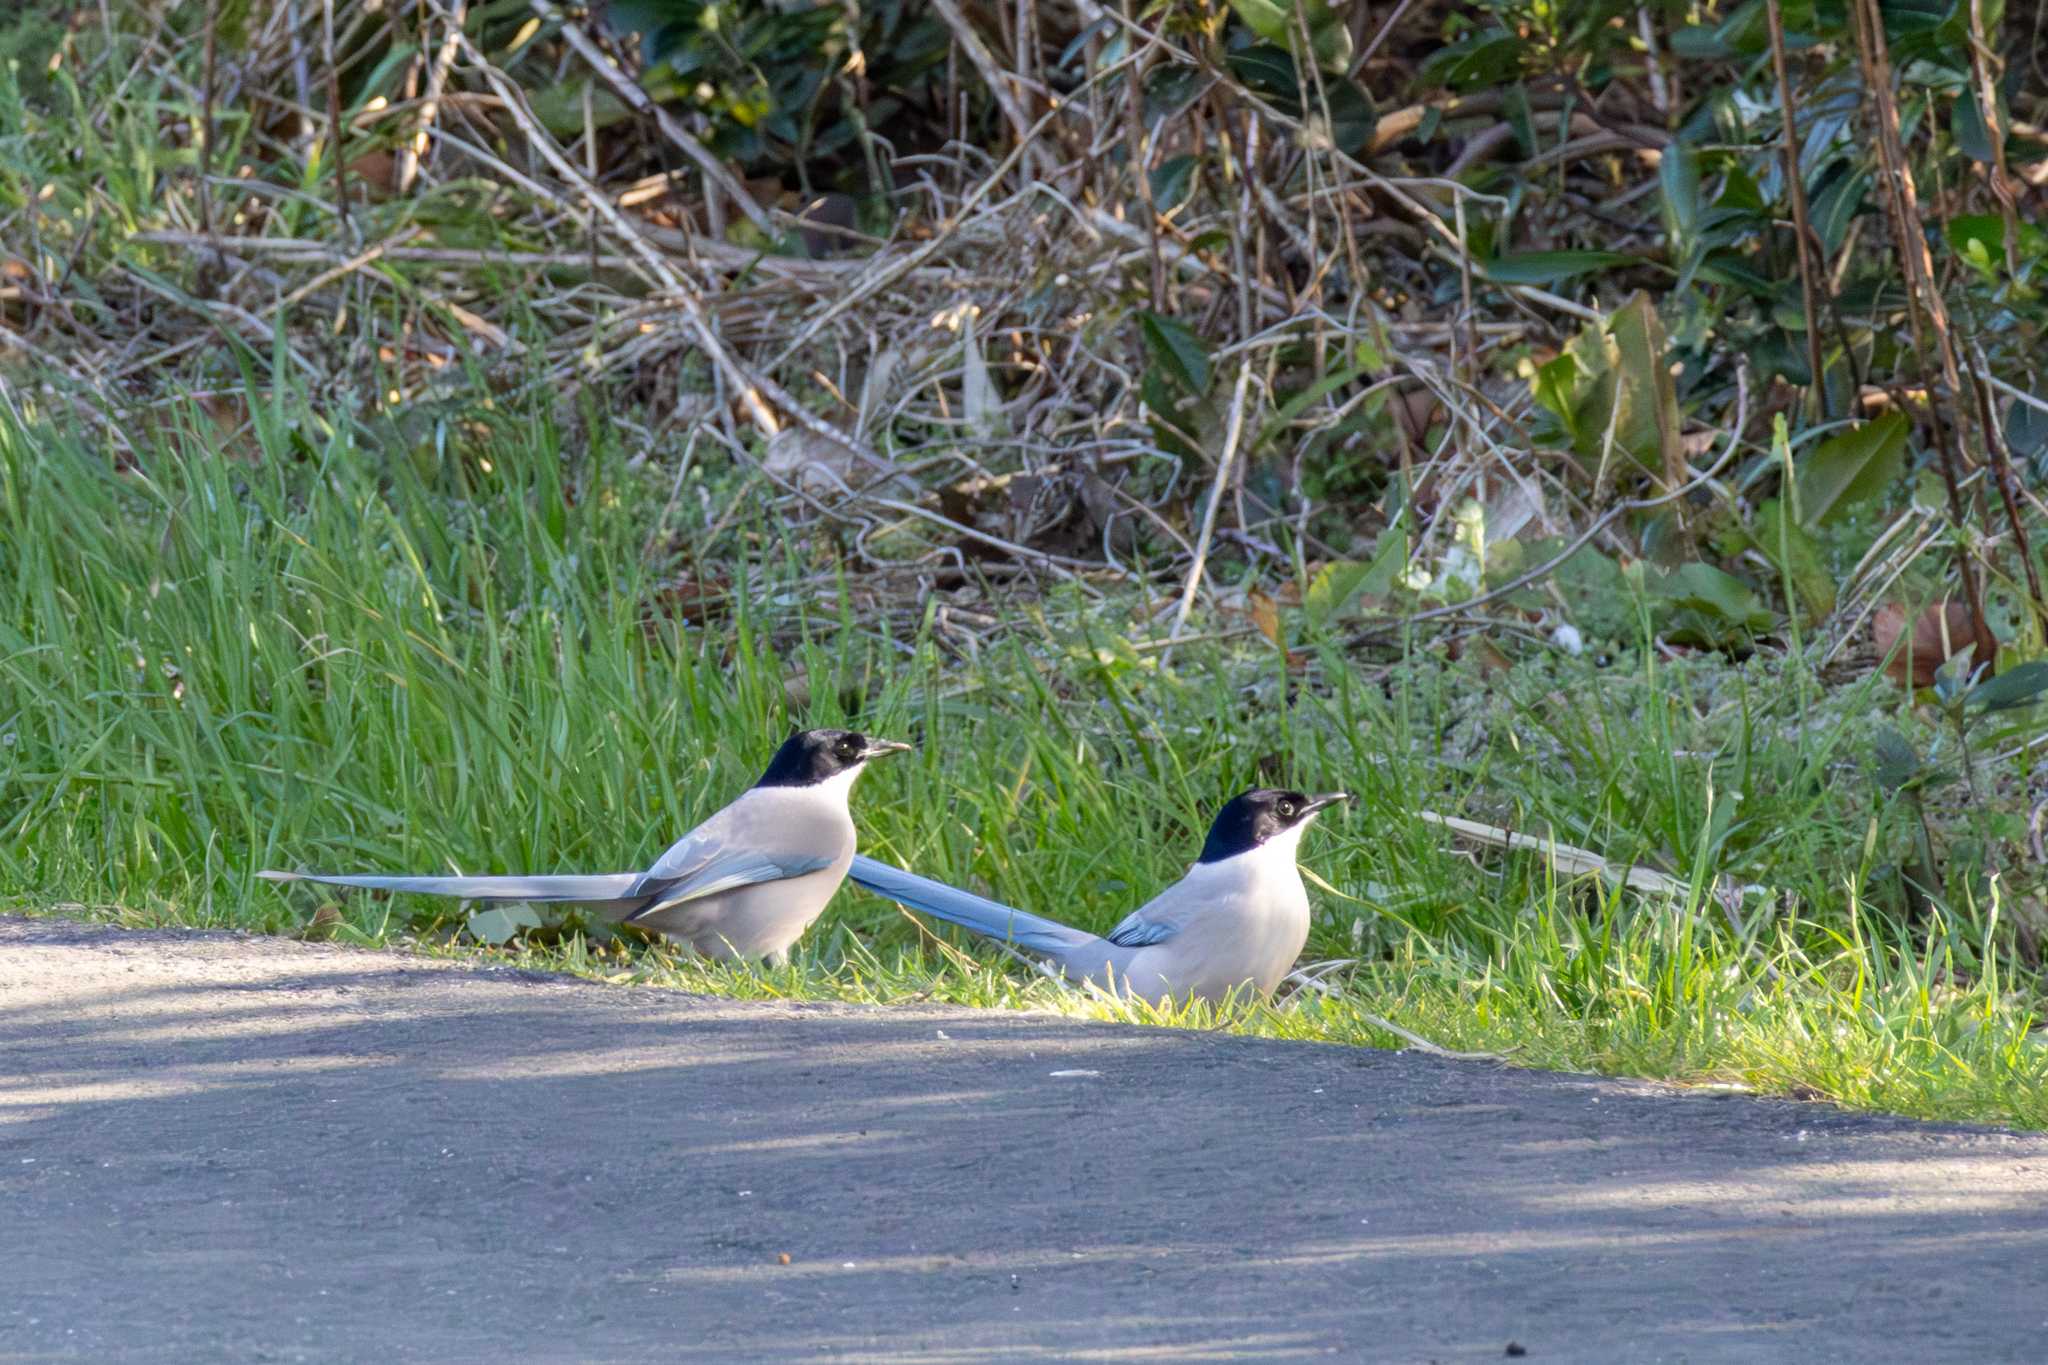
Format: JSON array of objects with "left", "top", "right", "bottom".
[
  {"left": 1300, "top": 0, "right": 1355, "bottom": 72},
  {"left": 1717, "top": 164, "right": 1767, "bottom": 213},
  {"left": 1530, "top": 351, "right": 1585, "bottom": 447},
  {"left": 1303, "top": 524, "right": 1409, "bottom": 626},
  {"left": 1646, "top": 560, "right": 1777, "bottom": 646},
  {"left": 1316, "top": 78, "right": 1378, "bottom": 155},
  {"left": 1303, "top": 560, "right": 1374, "bottom": 627},
  {"left": 1224, "top": 44, "right": 1298, "bottom": 100},
  {"left": 1752, "top": 498, "right": 1838, "bottom": 623},
  {"left": 1660, "top": 143, "right": 1701, "bottom": 243},
  {"left": 1602, "top": 292, "right": 1683, "bottom": 478},
  {"left": 1808, "top": 167, "right": 1869, "bottom": 257},
  {"left": 1227, "top": 0, "right": 1294, "bottom": 45},
  {"left": 1966, "top": 660, "right": 2048, "bottom": 712},
  {"left": 1481, "top": 250, "right": 1641, "bottom": 285},
  {"left": 1711, "top": 0, "right": 1773, "bottom": 55},
  {"left": 1693, "top": 253, "right": 1777, "bottom": 295},
  {"left": 1138, "top": 312, "right": 1212, "bottom": 396},
  {"left": 529, "top": 80, "right": 635, "bottom": 137},
  {"left": 1655, "top": 562, "right": 1774, "bottom": 630},
  {"left": 1502, "top": 81, "right": 1536, "bottom": 157},
  {"left": 1872, "top": 727, "right": 1923, "bottom": 789},
  {"left": 1795, "top": 412, "right": 1909, "bottom": 527},
  {"left": 1421, "top": 29, "right": 1525, "bottom": 89},
  {"left": 2005, "top": 395, "right": 2048, "bottom": 464},
  {"left": 1226, "top": 0, "right": 1352, "bottom": 73},
  {"left": 1952, "top": 91, "right": 1998, "bottom": 164},
  {"left": 1149, "top": 155, "right": 1198, "bottom": 213},
  {"left": 1141, "top": 367, "right": 1204, "bottom": 456},
  {"left": 1668, "top": 25, "right": 1733, "bottom": 58},
  {"left": 1946, "top": 213, "right": 2048, "bottom": 275},
  {"left": 1547, "top": 545, "right": 1635, "bottom": 639}
]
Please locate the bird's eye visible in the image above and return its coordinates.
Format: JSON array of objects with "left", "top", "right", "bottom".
[{"left": 1277, "top": 800, "right": 1297, "bottom": 819}]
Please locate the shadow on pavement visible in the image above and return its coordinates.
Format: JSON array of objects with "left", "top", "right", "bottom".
[{"left": 4, "top": 916, "right": 2045, "bottom": 1362}]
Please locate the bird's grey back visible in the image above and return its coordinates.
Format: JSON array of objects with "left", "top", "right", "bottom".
[
  {"left": 1050, "top": 854, "right": 1310, "bottom": 1003},
  {"left": 627, "top": 781, "right": 859, "bottom": 960}
]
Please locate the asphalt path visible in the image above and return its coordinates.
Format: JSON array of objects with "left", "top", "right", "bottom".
[{"left": 5, "top": 914, "right": 2046, "bottom": 1362}]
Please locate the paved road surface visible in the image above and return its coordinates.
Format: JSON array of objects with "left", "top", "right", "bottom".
[{"left": 4, "top": 914, "right": 2046, "bottom": 1362}]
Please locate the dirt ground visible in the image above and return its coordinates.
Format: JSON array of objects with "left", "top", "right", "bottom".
[{"left": 4, "top": 914, "right": 2046, "bottom": 1362}]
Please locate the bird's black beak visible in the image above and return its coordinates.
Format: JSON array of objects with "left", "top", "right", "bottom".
[
  {"left": 1302, "top": 792, "right": 1352, "bottom": 817},
  {"left": 861, "top": 738, "right": 915, "bottom": 760}
]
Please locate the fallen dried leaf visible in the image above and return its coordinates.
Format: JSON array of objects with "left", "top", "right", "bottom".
[
  {"left": 1246, "top": 589, "right": 1283, "bottom": 648},
  {"left": 1872, "top": 600, "right": 1989, "bottom": 688}
]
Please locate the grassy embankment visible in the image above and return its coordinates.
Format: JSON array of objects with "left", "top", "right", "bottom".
[{"left": 5, "top": 398, "right": 2043, "bottom": 1128}]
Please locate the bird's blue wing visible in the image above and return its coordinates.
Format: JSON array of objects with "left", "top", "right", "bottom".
[
  {"left": 627, "top": 849, "right": 835, "bottom": 920},
  {"left": 1104, "top": 909, "right": 1182, "bottom": 948},
  {"left": 847, "top": 854, "right": 1096, "bottom": 957}
]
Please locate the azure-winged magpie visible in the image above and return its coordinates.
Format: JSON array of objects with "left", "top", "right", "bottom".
[
  {"left": 262, "top": 728, "right": 911, "bottom": 962},
  {"left": 849, "top": 788, "right": 1349, "bottom": 1004}
]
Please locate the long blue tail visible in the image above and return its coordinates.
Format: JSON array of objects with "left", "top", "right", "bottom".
[
  {"left": 257, "top": 870, "right": 646, "bottom": 912},
  {"left": 847, "top": 855, "right": 1096, "bottom": 957}
]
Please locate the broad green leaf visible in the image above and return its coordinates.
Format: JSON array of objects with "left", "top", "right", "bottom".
[
  {"left": 1528, "top": 295, "right": 1682, "bottom": 479},
  {"left": 1717, "top": 164, "right": 1767, "bottom": 213},
  {"left": 1946, "top": 213, "right": 2048, "bottom": 277},
  {"left": 1503, "top": 81, "right": 1535, "bottom": 156},
  {"left": 1872, "top": 728, "right": 1923, "bottom": 789},
  {"left": 1316, "top": 77, "right": 1378, "bottom": 155},
  {"left": 1482, "top": 250, "right": 1640, "bottom": 285},
  {"left": 1795, "top": 412, "right": 1908, "bottom": 527},
  {"left": 1149, "top": 155, "right": 1198, "bottom": 213},
  {"left": 1693, "top": 254, "right": 1776, "bottom": 295},
  {"left": 1668, "top": 25, "right": 1733, "bottom": 58},
  {"left": 1808, "top": 167, "right": 1869, "bottom": 257},
  {"left": 1967, "top": 660, "right": 2048, "bottom": 712},
  {"left": 1531, "top": 351, "right": 1585, "bottom": 447},
  {"left": 2005, "top": 395, "right": 2048, "bottom": 466},
  {"left": 1602, "top": 292, "right": 1683, "bottom": 479},
  {"left": 1547, "top": 546, "right": 1635, "bottom": 639},
  {"left": 1227, "top": 0, "right": 1294, "bottom": 46},
  {"left": 1226, "top": 0, "right": 1353, "bottom": 73},
  {"left": 1303, "top": 560, "right": 1374, "bottom": 627},
  {"left": 529, "top": 81, "right": 635, "bottom": 137},
  {"left": 1482, "top": 249, "right": 1638, "bottom": 284},
  {"left": 1304, "top": 523, "right": 1409, "bottom": 625},
  {"left": 1711, "top": 0, "right": 1773, "bottom": 55},
  {"left": 1952, "top": 90, "right": 1999, "bottom": 164},
  {"left": 1138, "top": 311, "right": 1212, "bottom": 396},
  {"left": 1418, "top": 29, "right": 1525, "bottom": 89},
  {"left": 1655, "top": 562, "right": 1774, "bottom": 632},
  {"left": 1225, "top": 43, "right": 1297, "bottom": 99},
  {"left": 1141, "top": 366, "right": 1204, "bottom": 457},
  {"left": 1661, "top": 143, "right": 1701, "bottom": 242},
  {"left": 1752, "top": 498, "right": 1837, "bottom": 623}
]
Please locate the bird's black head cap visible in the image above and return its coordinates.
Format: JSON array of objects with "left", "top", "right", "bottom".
[
  {"left": 1197, "top": 787, "right": 1350, "bottom": 862},
  {"left": 754, "top": 728, "right": 910, "bottom": 788}
]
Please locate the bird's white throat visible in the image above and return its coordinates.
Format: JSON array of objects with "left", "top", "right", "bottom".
[
  {"left": 756, "top": 761, "right": 867, "bottom": 809},
  {"left": 1188, "top": 819, "right": 1311, "bottom": 885}
]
